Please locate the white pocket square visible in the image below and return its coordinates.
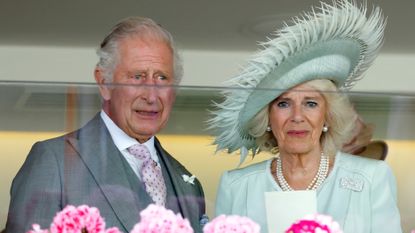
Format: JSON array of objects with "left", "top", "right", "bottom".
[{"left": 182, "top": 174, "right": 196, "bottom": 185}]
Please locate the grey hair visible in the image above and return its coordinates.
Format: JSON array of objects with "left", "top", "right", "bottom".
[
  {"left": 96, "top": 16, "right": 183, "bottom": 84},
  {"left": 249, "top": 79, "right": 357, "bottom": 156}
]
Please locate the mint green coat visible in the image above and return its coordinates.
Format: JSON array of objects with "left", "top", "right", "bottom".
[{"left": 215, "top": 152, "right": 402, "bottom": 233}]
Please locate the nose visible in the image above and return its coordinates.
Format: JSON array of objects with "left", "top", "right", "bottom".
[
  {"left": 140, "top": 79, "right": 158, "bottom": 104},
  {"left": 291, "top": 104, "right": 304, "bottom": 123}
]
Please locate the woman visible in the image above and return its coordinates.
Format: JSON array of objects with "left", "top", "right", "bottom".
[{"left": 209, "top": 1, "right": 402, "bottom": 232}]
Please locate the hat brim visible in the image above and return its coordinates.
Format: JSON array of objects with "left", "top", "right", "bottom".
[
  {"left": 208, "top": 0, "right": 385, "bottom": 160},
  {"left": 354, "top": 140, "right": 388, "bottom": 160},
  {"left": 240, "top": 39, "right": 361, "bottom": 129}
]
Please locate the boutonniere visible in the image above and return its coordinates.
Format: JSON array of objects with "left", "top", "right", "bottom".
[{"left": 182, "top": 174, "right": 196, "bottom": 185}]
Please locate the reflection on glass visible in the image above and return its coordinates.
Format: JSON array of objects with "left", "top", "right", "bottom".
[{"left": 0, "top": 81, "right": 414, "bottom": 232}]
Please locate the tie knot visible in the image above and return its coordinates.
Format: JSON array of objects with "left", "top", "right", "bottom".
[{"left": 128, "top": 144, "right": 151, "bottom": 161}]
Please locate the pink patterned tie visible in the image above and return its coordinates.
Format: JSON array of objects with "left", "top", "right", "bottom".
[{"left": 128, "top": 144, "right": 166, "bottom": 206}]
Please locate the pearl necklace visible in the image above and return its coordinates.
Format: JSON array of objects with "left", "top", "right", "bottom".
[{"left": 276, "top": 153, "right": 329, "bottom": 191}]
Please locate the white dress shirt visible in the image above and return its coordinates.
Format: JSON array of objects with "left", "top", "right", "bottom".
[{"left": 100, "top": 110, "right": 160, "bottom": 180}]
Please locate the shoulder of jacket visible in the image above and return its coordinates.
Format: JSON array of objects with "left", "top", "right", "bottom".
[
  {"left": 224, "top": 159, "right": 270, "bottom": 184},
  {"left": 336, "top": 152, "right": 389, "bottom": 179}
]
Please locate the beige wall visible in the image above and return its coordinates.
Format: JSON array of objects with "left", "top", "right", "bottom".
[
  {"left": 1, "top": 45, "right": 415, "bottom": 93},
  {"left": 1, "top": 132, "right": 414, "bottom": 231}
]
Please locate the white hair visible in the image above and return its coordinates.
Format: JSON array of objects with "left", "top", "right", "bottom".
[{"left": 96, "top": 17, "right": 183, "bottom": 84}]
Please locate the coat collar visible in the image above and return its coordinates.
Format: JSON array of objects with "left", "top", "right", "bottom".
[
  {"left": 65, "top": 114, "right": 204, "bottom": 232},
  {"left": 66, "top": 114, "right": 141, "bottom": 231},
  {"left": 155, "top": 137, "right": 205, "bottom": 232}
]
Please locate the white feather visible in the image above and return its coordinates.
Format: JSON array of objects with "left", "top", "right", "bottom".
[{"left": 207, "top": 0, "right": 385, "bottom": 163}]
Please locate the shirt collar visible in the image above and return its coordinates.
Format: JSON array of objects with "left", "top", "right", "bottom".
[{"left": 100, "top": 110, "right": 157, "bottom": 157}]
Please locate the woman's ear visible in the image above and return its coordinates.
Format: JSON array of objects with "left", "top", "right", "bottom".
[{"left": 94, "top": 68, "right": 111, "bottom": 101}]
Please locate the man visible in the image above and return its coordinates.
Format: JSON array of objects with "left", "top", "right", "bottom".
[{"left": 5, "top": 17, "right": 206, "bottom": 233}]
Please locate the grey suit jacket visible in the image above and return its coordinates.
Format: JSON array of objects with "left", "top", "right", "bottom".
[{"left": 5, "top": 114, "right": 205, "bottom": 233}]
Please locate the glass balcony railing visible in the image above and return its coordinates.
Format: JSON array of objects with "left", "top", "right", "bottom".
[{"left": 0, "top": 81, "right": 414, "bottom": 232}]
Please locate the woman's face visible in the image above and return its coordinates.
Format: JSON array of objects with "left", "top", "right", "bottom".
[{"left": 269, "top": 83, "right": 327, "bottom": 155}]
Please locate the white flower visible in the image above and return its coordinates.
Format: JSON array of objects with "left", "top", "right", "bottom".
[{"left": 182, "top": 174, "right": 196, "bottom": 185}]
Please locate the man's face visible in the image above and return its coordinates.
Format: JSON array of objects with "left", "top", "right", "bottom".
[{"left": 96, "top": 36, "right": 175, "bottom": 143}]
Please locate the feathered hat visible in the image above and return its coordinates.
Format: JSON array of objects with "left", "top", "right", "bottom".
[{"left": 208, "top": 0, "right": 386, "bottom": 163}]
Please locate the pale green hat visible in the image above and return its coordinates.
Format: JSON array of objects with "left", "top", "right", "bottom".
[{"left": 208, "top": 0, "right": 386, "bottom": 162}]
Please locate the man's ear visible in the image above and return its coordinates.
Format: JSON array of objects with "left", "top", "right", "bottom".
[{"left": 94, "top": 68, "right": 111, "bottom": 101}]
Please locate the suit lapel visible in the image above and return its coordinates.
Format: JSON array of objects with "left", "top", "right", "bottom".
[
  {"left": 66, "top": 114, "right": 141, "bottom": 232},
  {"left": 154, "top": 137, "right": 204, "bottom": 231},
  {"left": 64, "top": 115, "right": 204, "bottom": 232}
]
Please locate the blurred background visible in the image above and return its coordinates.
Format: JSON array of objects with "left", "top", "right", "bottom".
[{"left": 1, "top": 0, "right": 414, "bottom": 231}]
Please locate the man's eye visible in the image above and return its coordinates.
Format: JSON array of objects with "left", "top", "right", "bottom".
[
  {"left": 134, "top": 74, "right": 143, "bottom": 80},
  {"left": 157, "top": 75, "right": 168, "bottom": 81}
]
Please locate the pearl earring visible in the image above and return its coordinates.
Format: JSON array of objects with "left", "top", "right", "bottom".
[
  {"left": 322, "top": 125, "right": 329, "bottom": 132},
  {"left": 266, "top": 126, "right": 272, "bottom": 132}
]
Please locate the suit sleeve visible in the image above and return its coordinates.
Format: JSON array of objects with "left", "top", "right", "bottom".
[
  {"left": 370, "top": 162, "right": 402, "bottom": 233},
  {"left": 5, "top": 141, "right": 62, "bottom": 233},
  {"left": 215, "top": 171, "right": 233, "bottom": 216}
]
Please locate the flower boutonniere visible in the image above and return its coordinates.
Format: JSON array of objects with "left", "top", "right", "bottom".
[{"left": 182, "top": 174, "right": 196, "bottom": 185}]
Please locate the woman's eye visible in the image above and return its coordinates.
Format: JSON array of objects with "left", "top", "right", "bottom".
[
  {"left": 306, "top": 101, "right": 318, "bottom": 107},
  {"left": 276, "top": 101, "right": 289, "bottom": 108}
]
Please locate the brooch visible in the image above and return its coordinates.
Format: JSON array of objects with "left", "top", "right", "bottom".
[
  {"left": 339, "top": 177, "right": 364, "bottom": 192},
  {"left": 182, "top": 174, "right": 196, "bottom": 185}
]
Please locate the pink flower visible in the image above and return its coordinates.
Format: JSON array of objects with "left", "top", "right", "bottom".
[
  {"left": 105, "top": 227, "right": 123, "bottom": 233},
  {"left": 203, "top": 215, "right": 260, "bottom": 233},
  {"left": 285, "top": 214, "right": 343, "bottom": 233},
  {"left": 130, "top": 204, "right": 194, "bottom": 233},
  {"left": 26, "top": 205, "right": 123, "bottom": 233},
  {"left": 49, "top": 205, "right": 106, "bottom": 233}
]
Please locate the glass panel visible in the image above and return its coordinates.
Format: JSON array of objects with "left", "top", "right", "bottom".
[{"left": 0, "top": 81, "right": 414, "bottom": 232}]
